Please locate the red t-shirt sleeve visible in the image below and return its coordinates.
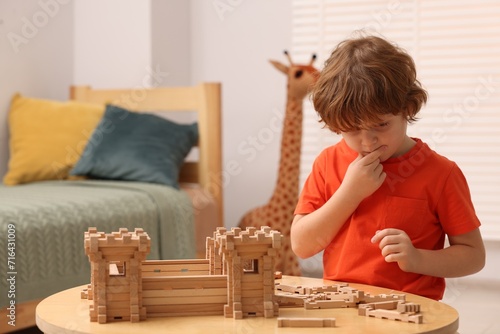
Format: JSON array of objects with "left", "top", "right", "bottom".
[
  {"left": 294, "top": 150, "right": 330, "bottom": 215},
  {"left": 436, "top": 163, "right": 481, "bottom": 236}
]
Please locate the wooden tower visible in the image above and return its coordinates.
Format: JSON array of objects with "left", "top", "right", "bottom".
[
  {"left": 207, "top": 226, "right": 283, "bottom": 319},
  {"left": 83, "top": 227, "right": 151, "bottom": 323}
]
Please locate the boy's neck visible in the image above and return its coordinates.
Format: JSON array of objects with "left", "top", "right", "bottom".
[{"left": 391, "top": 136, "right": 417, "bottom": 158}]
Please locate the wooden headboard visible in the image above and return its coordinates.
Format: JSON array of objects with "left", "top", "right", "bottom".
[{"left": 70, "top": 83, "right": 223, "bottom": 226}]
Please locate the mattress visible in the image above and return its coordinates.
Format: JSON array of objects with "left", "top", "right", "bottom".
[{"left": 0, "top": 180, "right": 195, "bottom": 307}]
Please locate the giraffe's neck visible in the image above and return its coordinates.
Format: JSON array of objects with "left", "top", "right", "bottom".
[{"left": 269, "top": 96, "right": 303, "bottom": 204}]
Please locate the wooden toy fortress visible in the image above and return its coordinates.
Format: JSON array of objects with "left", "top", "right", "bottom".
[
  {"left": 82, "top": 226, "right": 281, "bottom": 323},
  {"left": 81, "top": 226, "right": 423, "bottom": 327}
]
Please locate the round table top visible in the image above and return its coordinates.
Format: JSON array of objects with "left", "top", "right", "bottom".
[{"left": 36, "top": 275, "right": 458, "bottom": 334}]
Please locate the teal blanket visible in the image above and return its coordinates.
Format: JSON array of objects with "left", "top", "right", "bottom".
[{"left": 0, "top": 180, "right": 195, "bottom": 307}]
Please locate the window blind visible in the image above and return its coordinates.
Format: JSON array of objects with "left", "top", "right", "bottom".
[{"left": 292, "top": 0, "right": 500, "bottom": 240}]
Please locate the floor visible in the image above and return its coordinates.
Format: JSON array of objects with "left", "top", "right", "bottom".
[
  {"left": 442, "top": 277, "right": 500, "bottom": 334},
  {"left": 12, "top": 327, "right": 42, "bottom": 334}
]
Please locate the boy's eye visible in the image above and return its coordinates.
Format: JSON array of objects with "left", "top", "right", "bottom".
[{"left": 377, "top": 122, "right": 389, "bottom": 128}]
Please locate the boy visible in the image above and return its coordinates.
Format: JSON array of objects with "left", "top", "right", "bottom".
[{"left": 291, "top": 35, "right": 485, "bottom": 300}]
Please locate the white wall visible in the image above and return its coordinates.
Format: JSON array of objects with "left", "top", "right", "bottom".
[
  {"left": 190, "top": 0, "right": 293, "bottom": 228},
  {"left": 0, "top": 0, "right": 74, "bottom": 177},
  {"left": 151, "top": 0, "right": 191, "bottom": 86},
  {"left": 73, "top": 0, "right": 152, "bottom": 88}
]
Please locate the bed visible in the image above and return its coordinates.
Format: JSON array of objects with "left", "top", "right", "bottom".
[{"left": 0, "top": 83, "right": 223, "bottom": 332}]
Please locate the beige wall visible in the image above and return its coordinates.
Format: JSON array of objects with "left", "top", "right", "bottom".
[
  {"left": 73, "top": 0, "right": 152, "bottom": 88},
  {"left": 0, "top": 0, "right": 75, "bottom": 177},
  {"left": 190, "top": 0, "right": 293, "bottom": 229}
]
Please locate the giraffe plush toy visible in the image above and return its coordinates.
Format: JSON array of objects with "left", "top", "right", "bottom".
[{"left": 239, "top": 51, "right": 319, "bottom": 276}]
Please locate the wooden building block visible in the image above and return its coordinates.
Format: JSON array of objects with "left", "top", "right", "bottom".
[
  {"left": 271, "top": 231, "right": 282, "bottom": 249},
  {"left": 364, "top": 308, "right": 423, "bottom": 324},
  {"left": 275, "top": 294, "right": 306, "bottom": 307},
  {"left": 303, "top": 285, "right": 342, "bottom": 295},
  {"left": 397, "top": 301, "right": 420, "bottom": 313},
  {"left": 246, "top": 227, "right": 256, "bottom": 236},
  {"left": 88, "top": 227, "right": 98, "bottom": 234},
  {"left": 255, "top": 231, "right": 266, "bottom": 241},
  {"left": 305, "top": 299, "right": 357, "bottom": 309},
  {"left": 277, "top": 317, "right": 336, "bottom": 328},
  {"left": 364, "top": 300, "right": 400, "bottom": 310},
  {"left": 260, "top": 226, "right": 271, "bottom": 234},
  {"left": 364, "top": 293, "right": 406, "bottom": 303}
]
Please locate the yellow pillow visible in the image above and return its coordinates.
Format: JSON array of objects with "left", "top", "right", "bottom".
[{"left": 3, "top": 94, "right": 105, "bottom": 185}]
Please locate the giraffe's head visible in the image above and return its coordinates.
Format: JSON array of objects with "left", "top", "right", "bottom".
[{"left": 270, "top": 51, "right": 319, "bottom": 100}]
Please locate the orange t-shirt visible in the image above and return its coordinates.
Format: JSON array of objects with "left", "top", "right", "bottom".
[{"left": 294, "top": 138, "right": 481, "bottom": 300}]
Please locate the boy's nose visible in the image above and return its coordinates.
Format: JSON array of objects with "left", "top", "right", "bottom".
[{"left": 360, "top": 129, "right": 378, "bottom": 149}]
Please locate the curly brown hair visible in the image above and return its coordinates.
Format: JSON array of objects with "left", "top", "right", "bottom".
[{"left": 312, "top": 35, "right": 427, "bottom": 133}]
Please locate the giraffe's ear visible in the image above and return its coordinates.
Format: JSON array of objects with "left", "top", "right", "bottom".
[{"left": 269, "top": 60, "right": 288, "bottom": 74}]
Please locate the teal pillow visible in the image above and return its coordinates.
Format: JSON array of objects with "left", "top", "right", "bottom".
[{"left": 70, "top": 104, "right": 198, "bottom": 189}]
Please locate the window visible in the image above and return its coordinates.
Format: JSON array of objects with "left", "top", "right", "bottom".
[
  {"left": 292, "top": 0, "right": 500, "bottom": 240},
  {"left": 243, "top": 259, "right": 259, "bottom": 274},
  {"left": 109, "top": 261, "right": 126, "bottom": 276}
]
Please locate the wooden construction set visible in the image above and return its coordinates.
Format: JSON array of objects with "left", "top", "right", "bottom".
[
  {"left": 275, "top": 282, "right": 423, "bottom": 326},
  {"left": 81, "top": 226, "right": 423, "bottom": 327}
]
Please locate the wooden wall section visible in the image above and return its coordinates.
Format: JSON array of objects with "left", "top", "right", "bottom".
[{"left": 142, "top": 275, "right": 228, "bottom": 317}]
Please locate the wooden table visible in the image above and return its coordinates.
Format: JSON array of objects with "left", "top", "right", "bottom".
[{"left": 36, "top": 275, "right": 458, "bottom": 334}]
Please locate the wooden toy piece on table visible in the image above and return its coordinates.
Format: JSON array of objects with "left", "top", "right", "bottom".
[
  {"left": 358, "top": 300, "right": 423, "bottom": 324},
  {"left": 277, "top": 317, "right": 336, "bottom": 328},
  {"left": 82, "top": 226, "right": 282, "bottom": 323},
  {"left": 275, "top": 282, "right": 423, "bottom": 324}
]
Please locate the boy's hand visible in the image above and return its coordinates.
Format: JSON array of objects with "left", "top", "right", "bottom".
[
  {"left": 340, "top": 146, "right": 387, "bottom": 201},
  {"left": 371, "top": 228, "right": 420, "bottom": 273}
]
